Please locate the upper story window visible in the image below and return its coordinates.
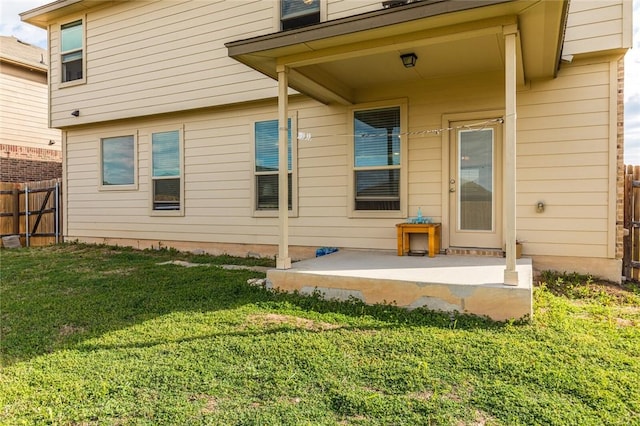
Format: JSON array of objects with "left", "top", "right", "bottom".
[
  {"left": 60, "top": 20, "right": 83, "bottom": 83},
  {"left": 281, "top": 0, "right": 320, "bottom": 30}
]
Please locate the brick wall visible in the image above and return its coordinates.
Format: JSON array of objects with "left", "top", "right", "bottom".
[{"left": 0, "top": 144, "right": 62, "bottom": 182}]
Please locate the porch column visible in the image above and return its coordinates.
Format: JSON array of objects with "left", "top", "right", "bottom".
[
  {"left": 503, "top": 25, "right": 519, "bottom": 285},
  {"left": 276, "top": 65, "right": 291, "bottom": 269}
]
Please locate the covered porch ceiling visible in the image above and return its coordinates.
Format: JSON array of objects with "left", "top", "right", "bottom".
[{"left": 226, "top": 0, "right": 569, "bottom": 105}]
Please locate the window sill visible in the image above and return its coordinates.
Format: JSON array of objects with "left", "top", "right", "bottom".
[
  {"left": 253, "top": 210, "right": 298, "bottom": 218},
  {"left": 99, "top": 184, "right": 138, "bottom": 191},
  {"left": 151, "top": 209, "right": 184, "bottom": 217},
  {"left": 59, "top": 77, "right": 86, "bottom": 89},
  {"left": 349, "top": 210, "right": 405, "bottom": 219}
]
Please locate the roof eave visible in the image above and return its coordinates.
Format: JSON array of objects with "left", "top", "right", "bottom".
[
  {"left": 20, "top": 0, "right": 111, "bottom": 28},
  {"left": 0, "top": 56, "right": 48, "bottom": 72}
]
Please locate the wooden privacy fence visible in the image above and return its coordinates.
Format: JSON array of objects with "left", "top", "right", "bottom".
[
  {"left": 0, "top": 178, "right": 62, "bottom": 247},
  {"left": 624, "top": 165, "right": 640, "bottom": 281}
]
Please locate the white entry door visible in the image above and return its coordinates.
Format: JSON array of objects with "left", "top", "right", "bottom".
[{"left": 449, "top": 120, "right": 502, "bottom": 248}]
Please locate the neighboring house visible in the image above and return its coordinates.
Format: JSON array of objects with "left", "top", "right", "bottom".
[
  {"left": 0, "top": 36, "right": 62, "bottom": 182},
  {"left": 21, "top": 0, "right": 631, "bottom": 283}
]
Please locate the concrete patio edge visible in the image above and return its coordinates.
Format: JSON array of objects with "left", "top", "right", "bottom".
[{"left": 267, "top": 250, "right": 533, "bottom": 321}]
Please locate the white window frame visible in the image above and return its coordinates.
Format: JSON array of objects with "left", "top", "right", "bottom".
[
  {"left": 348, "top": 99, "right": 408, "bottom": 219},
  {"left": 275, "top": 0, "right": 327, "bottom": 31},
  {"left": 148, "top": 125, "right": 184, "bottom": 217},
  {"left": 98, "top": 130, "right": 138, "bottom": 191},
  {"left": 59, "top": 17, "right": 86, "bottom": 88},
  {"left": 250, "top": 112, "right": 298, "bottom": 218}
]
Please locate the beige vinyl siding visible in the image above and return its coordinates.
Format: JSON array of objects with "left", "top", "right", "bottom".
[
  {"left": 563, "top": 0, "right": 625, "bottom": 56},
  {"left": 406, "top": 71, "right": 504, "bottom": 227},
  {"left": 0, "top": 71, "right": 60, "bottom": 150},
  {"left": 517, "top": 59, "right": 613, "bottom": 258},
  {"left": 328, "top": 0, "right": 381, "bottom": 20},
  {"left": 63, "top": 71, "right": 500, "bottom": 251},
  {"left": 45, "top": 0, "right": 629, "bottom": 130},
  {"left": 63, "top": 58, "right": 616, "bottom": 259},
  {"left": 49, "top": 0, "right": 278, "bottom": 129},
  {"left": 296, "top": 103, "right": 348, "bottom": 217},
  {"left": 64, "top": 97, "right": 400, "bottom": 250}
]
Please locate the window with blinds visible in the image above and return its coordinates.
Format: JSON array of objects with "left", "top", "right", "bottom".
[
  {"left": 151, "top": 130, "right": 181, "bottom": 212},
  {"left": 254, "top": 119, "right": 293, "bottom": 211},
  {"left": 281, "top": 0, "right": 320, "bottom": 30},
  {"left": 353, "top": 107, "right": 401, "bottom": 210}
]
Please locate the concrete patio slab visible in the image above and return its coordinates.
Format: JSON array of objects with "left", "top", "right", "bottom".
[{"left": 267, "top": 250, "right": 533, "bottom": 321}]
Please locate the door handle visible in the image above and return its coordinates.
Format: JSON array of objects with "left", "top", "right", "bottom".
[{"left": 449, "top": 187, "right": 455, "bottom": 192}]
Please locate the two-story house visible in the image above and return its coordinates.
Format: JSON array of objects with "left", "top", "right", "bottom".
[
  {"left": 0, "top": 35, "right": 62, "bottom": 182},
  {"left": 21, "top": 0, "right": 631, "bottom": 316}
]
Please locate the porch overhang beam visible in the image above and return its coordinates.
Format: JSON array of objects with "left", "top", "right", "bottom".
[
  {"left": 288, "top": 68, "right": 354, "bottom": 105},
  {"left": 229, "top": 55, "right": 353, "bottom": 105}
]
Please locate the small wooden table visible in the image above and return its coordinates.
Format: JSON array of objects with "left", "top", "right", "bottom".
[{"left": 396, "top": 223, "right": 441, "bottom": 257}]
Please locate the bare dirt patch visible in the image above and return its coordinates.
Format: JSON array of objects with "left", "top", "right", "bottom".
[
  {"left": 59, "top": 324, "right": 86, "bottom": 337},
  {"left": 189, "top": 394, "right": 218, "bottom": 414},
  {"left": 246, "top": 313, "right": 342, "bottom": 332},
  {"left": 615, "top": 317, "right": 636, "bottom": 327},
  {"left": 157, "top": 260, "right": 207, "bottom": 268},
  {"left": 457, "top": 409, "right": 496, "bottom": 426},
  {"left": 156, "top": 261, "right": 269, "bottom": 273},
  {"left": 339, "top": 415, "right": 368, "bottom": 424},
  {"left": 541, "top": 278, "right": 640, "bottom": 306},
  {"left": 408, "top": 390, "right": 434, "bottom": 401},
  {"left": 101, "top": 268, "right": 136, "bottom": 276}
]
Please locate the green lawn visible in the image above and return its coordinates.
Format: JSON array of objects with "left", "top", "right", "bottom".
[{"left": 1, "top": 244, "right": 639, "bottom": 425}]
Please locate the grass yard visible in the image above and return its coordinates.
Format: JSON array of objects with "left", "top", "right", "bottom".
[{"left": 1, "top": 244, "right": 639, "bottom": 425}]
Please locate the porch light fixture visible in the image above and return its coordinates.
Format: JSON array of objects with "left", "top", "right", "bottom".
[
  {"left": 400, "top": 53, "right": 418, "bottom": 68},
  {"left": 71, "top": 109, "right": 79, "bottom": 117}
]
